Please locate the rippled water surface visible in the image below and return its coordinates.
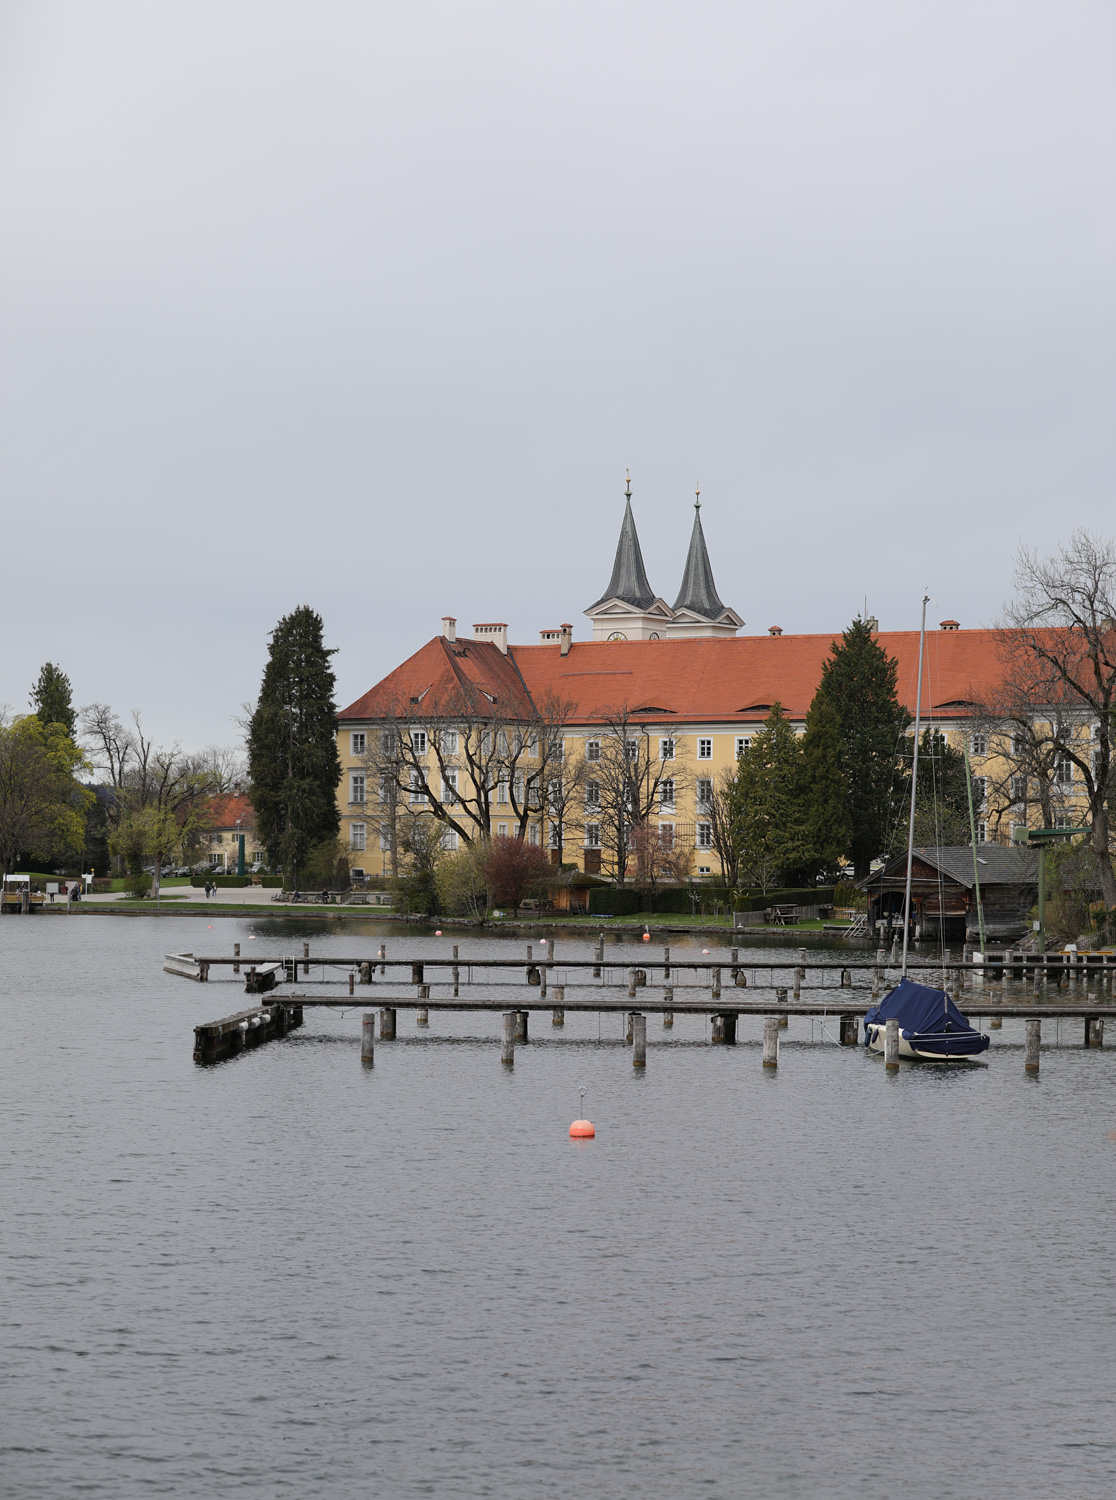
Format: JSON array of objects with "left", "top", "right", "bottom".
[{"left": 3, "top": 916, "right": 1116, "bottom": 1498}]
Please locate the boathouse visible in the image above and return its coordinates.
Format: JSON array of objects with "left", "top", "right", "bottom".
[{"left": 858, "top": 846, "right": 1040, "bottom": 942}]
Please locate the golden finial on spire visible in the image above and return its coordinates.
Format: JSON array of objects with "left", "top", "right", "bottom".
[
  {"left": 625, "top": 468, "right": 632, "bottom": 500},
  {"left": 694, "top": 483, "right": 701, "bottom": 511}
]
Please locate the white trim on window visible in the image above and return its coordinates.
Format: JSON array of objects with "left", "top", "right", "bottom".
[{"left": 697, "top": 738, "right": 712, "bottom": 760}]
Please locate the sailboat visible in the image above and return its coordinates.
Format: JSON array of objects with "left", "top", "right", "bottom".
[{"left": 863, "top": 594, "right": 990, "bottom": 1060}]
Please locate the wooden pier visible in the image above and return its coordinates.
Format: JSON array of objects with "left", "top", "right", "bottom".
[{"left": 174, "top": 940, "right": 1116, "bottom": 1071}]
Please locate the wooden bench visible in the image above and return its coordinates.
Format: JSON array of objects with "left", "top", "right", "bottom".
[{"left": 769, "top": 904, "right": 799, "bottom": 925}]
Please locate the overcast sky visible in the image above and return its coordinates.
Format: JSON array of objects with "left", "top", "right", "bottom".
[{"left": 1, "top": 1, "right": 1113, "bottom": 749}]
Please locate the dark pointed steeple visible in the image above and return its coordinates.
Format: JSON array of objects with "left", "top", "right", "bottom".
[
  {"left": 672, "top": 488, "right": 727, "bottom": 619},
  {"left": 590, "top": 474, "right": 657, "bottom": 610}
]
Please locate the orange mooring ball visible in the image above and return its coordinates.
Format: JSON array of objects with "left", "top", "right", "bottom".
[
  {"left": 642, "top": 932, "right": 650, "bottom": 941},
  {"left": 569, "top": 1119, "right": 595, "bottom": 1138}
]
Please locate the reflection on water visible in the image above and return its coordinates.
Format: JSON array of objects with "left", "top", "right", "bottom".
[{"left": 2, "top": 915, "right": 1114, "bottom": 1499}]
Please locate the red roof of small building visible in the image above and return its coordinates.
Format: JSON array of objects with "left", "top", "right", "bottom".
[
  {"left": 339, "top": 628, "right": 1008, "bottom": 727},
  {"left": 203, "top": 794, "right": 255, "bottom": 831}
]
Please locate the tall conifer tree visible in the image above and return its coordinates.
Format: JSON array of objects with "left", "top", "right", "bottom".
[
  {"left": 819, "top": 618, "right": 911, "bottom": 878},
  {"left": 798, "top": 687, "right": 851, "bottom": 879},
  {"left": 247, "top": 607, "right": 341, "bottom": 882},
  {"left": 729, "top": 703, "right": 807, "bottom": 891},
  {"left": 31, "top": 662, "right": 76, "bottom": 738}
]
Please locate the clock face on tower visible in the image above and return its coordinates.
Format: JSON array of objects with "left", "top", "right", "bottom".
[
  {"left": 607, "top": 631, "right": 627, "bottom": 641},
  {"left": 648, "top": 632, "right": 660, "bottom": 639}
]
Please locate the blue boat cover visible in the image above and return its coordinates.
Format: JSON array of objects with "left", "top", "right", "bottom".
[{"left": 863, "top": 977, "right": 977, "bottom": 1038}]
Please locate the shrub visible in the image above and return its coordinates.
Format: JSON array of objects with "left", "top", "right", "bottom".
[{"left": 123, "top": 871, "right": 152, "bottom": 899}]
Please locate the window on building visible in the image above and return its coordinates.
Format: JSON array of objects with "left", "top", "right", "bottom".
[
  {"left": 497, "top": 780, "right": 509, "bottom": 806},
  {"left": 696, "top": 777, "right": 713, "bottom": 809},
  {"left": 514, "top": 772, "right": 526, "bottom": 805},
  {"left": 659, "top": 778, "right": 675, "bottom": 811},
  {"left": 970, "top": 731, "right": 987, "bottom": 757},
  {"left": 209, "top": 851, "right": 223, "bottom": 868},
  {"left": 1011, "top": 774, "right": 1026, "bottom": 804},
  {"left": 697, "top": 738, "right": 712, "bottom": 760},
  {"left": 380, "top": 828, "right": 392, "bottom": 851},
  {"left": 529, "top": 823, "right": 539, "bottom": 845},
  {"left": 696, "top": 822, "right": 713, "bottom": 848},
  {"left": 585, "top": 779, "right": 601, "bottom": 810},
  {"left": 1012, "top": 730, "right": 1027, "bottom": 758},
  {"left": 440, "top": 830, "right": 458, "bottom": 851},
  {"left": 497, "top": 822, "right": 508, "bottom": 837},
  {"left": 442, "top": 770, "right": 459, "bottom": 804},
  {"left": 625, "top": 738, "right": 639, "bottom": 762},
  {"left": 735, "top": 736, "right": 751, "bottom": 757},
  {"left": 350, "top": 731, "right": 366, "bottom": 756},
  {"left": 350, "top": 773, "right": 366, "bottom": 805},
  {"left": 481, "top": 730, "right": 493, "bottom": 755},
  {"left": 549, "top": 823, "right": 562, "bottom": 849},
  {"left": 660, "top": 738, "right": 675, "bottom": 761},
  {"left": 437, "top": 729, "right": 458, "bottom": 755},
  {"left": 586, "top": 739, "right": 601, "bottom": 762},
  {"left": 584, "top": 823, "right": 601, "bottom": 848},
  {"left": 1054, "top": 813, "right": 1074, "bottom": 829},
  {"left": 498, "top": 730, "right": 509, "bottom": 756},
  {"left": 658, "top": 823, "right": 674, "bottom": 849},
  {"left": 379, "top": 776, "right": 394, "bottom": 805},
  {"left": 528, "top": 732, "right": 539, "bottom": 757},
  {"left": 977, "top": 821, "right": 987, "bottom": 844},
  {"left": 1054, "top": 750, "right": 1073, "bottom": 785},
  {"left": 697, "top": 865, "right": 711, "bottom": 875},
  {"left": 350, "top": 823, "right": 367, "bottom": 852},
  {"left": 409, "top": 771, "right": 425, "bottom": 804},
  {"left": 976, "top": 776, "right": 988, "bottom": 809},
  {"left": 380, "top": 730, "right": 395, "bottom": 754},
  {"left": 411, "top": 730, "right": 427, "bottom": 755}
]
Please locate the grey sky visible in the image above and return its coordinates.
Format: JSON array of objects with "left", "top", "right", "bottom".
[{"left": 1, "top": 1, "right": 1113, "bottom": 749}]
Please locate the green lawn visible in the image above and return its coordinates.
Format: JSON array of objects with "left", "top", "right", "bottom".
[{"left": 108, "top": 876, "right": 191, "bottom": 892}]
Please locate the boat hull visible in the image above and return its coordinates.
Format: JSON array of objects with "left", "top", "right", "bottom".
[{"left": 865, "top": 1021, "right": 990, "bottom": 1059}]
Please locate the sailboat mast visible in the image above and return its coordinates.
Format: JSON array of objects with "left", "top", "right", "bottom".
[{"left": 901, "top": 594, "right": 929, "bottom": 976}]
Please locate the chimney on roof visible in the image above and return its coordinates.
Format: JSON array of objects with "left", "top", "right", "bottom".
[
  {"left": 441, "top": 616, "right": 456, "bottom": 642},
  {"left": 768, "top": 625, "right": 783, "bottom": 637},
  {"left": 866, "top": 616, "right": 878, "bottom": 633},
  {"left": 473, "top": 622, "right": 508, "bottom": 655},
  {"left": 940, "top": 619, "right": 960, "bottom": 631},
  {"left": 560, "top": 623, "right": 572, "bottom": 657}
]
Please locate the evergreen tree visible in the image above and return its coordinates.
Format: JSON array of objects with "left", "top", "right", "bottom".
[
  {"left": 797, "top": 687, "right": 851, "bottom": 879},
  {"left": 247, "top": 607, "right": 341, "bottom": 884},
  {"left": 896, "top": 729, "right": 972, "bottom": 852},
  {"left": 730, "top": 703, "right": 807, "bottom": 892},
  {"left": 31, "top": 662, "right": 76, "bottom": 738},
  {"left": 819, "top": 618, "right": 911, "bottom": 879}
]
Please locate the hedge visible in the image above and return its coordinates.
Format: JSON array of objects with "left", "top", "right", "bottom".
[
  {"left": 586, "top": 884, "right": 835, "bottom": 917},
  {"left": 190, "top": 874, "right": 283, "bottom": 889}
]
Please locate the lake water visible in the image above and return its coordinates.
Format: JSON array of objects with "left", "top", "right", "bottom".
[{"left": 3, "top": 915, "right": 1115, "bottom": 1498}]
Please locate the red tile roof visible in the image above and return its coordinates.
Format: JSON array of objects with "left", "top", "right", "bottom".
[
  {"left": 202, "top": 794, "right": 255, "bottom": 830},
  {"left": 340, "top": 628, "right": 1008, "bottom": 727}
]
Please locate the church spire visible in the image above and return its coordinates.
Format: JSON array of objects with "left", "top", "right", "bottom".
[
  {"left": 672, "top": 486, "right": 728, "bottom": 619},
  {"left": 590, "top": 473, "right": 657, "bottom": 610}
]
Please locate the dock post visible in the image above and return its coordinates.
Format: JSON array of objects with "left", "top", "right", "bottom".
[
  {"left": 793, "top": 966, "right": 802, "bottom": 1000},
  {"left": 841, "top": 968, "right": 851, "bottom": 987},
  {"left": 663, "top": 985, "right": 673, "bottom": 1027},
  {"left": 540, "top": 965, "right": 547, "bottom": 998},
  {"left": 712, "top": 966, "right": 722, "bottom": 999},
  {"left": 552, "top": 985, "right": 564, "bottom": 1026},
  {"left": 452, "top": 943, "right": 459, "bottom": 995},
  {"left": 411, "top": 962, "right": 424, "bottom": 985},
  {"left": 884, "top": 1017, "right": 900, "bottom": 1069},
  {"left": 594, "top": 934, "right": 603, "bottom": 978},
  {"left": 526, "top": 944, "right": 532, "bottom": 961},
  {"left": 417, "top": 983, "right": 430, "bottom": 999},
  {"left": 776, "top": 987, "right": 789, "bottom": 1027},
  {"left": 1086, "top": 1016, "right": 1104, "bottom": 1048},
  {"left": 839, "top": 1015, "right": 858, "bottom": 1046},
  {"left": 349, "top": 971, "right": 355, "bottom": 995},
  {"left": 762, "top": 1016, "right": 778, "bottom": 1068},
  {"left": 1025, "top": 1018, "right": 1041, "bottom": 1071},
  {"left": 233, "top": 942, "right": 241, "bottom": 975},
  {"left": 378, "top": 943, "right": 386, "bottom": 975},
  {"left": 626, "top": 1012, "right": 634, "bottom": 1043},
  {"left": 302, "top": 942, "right": 310, "bottom": 976},
  {"left": 989, "top": 984, "right": 1002, "bottom": 1027},
  {"left": 360, "top": 962, "right": 371, "bottom": 984},
  {"left": 199, "top": 961, "right": 209, "bottom": 982},
  {"left": 361, "top": 1013, "right": 375, "bottom": 1066},
  {"left": 711, "top": 1013, "right": 725, "bottom": 1044},
  {"left": 379, "top": 1007, "right": 396, "bottom": 1040},
  {"left": 730, "top": 948, "right": 739, "bottom": 983},
  {"left": 632, "top": 1012, "right": 646, "bottom": 1068},
  {"left": 628, "top": 968, "right": 637, "bottom": 998},
  {"left": 417, "top": 1006, "right": 429, "bottom": 1026},
  {"left": 722, "top": 1012, "right": 737, "bottom": 1045},
  {"left": 515, "top": 1010, "right": 529, "bottom": 1042},
  {"left": 663, "top": 943, "right": 670, "bottom": 978},
  {"left": 502, "top": 1012, "right": 515, "bottom": 1065}
]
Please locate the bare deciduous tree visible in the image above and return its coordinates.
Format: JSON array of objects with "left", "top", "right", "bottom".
[
  {"left": 996, "top": 530, "right": 1116, "bottom": 906},
  {"left": 592, "top": 706, "right": 687, "bottom": 883}
]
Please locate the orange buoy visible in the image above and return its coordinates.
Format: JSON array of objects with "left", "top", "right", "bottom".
[
  {"left": 569, "top": 1119, "right": 595, "bottom": 1138},
  {"left": 435, "top": 929, "right": 442, "bottom": 936},
  {"left": 642, "top": 932, "right": 650, "bottom": 942}
]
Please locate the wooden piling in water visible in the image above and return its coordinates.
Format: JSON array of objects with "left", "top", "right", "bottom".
[
  {"left": 416, "top": 1007, "right": 429, "bottom": 1026},
  {"left": 302, "top": 941, "right": 309, "bottom": 976},
  {"left": 1086, "top": 1015, "right": 1104, "bottom": 1048},
  {"left": 710, "top": 1013, "right": 725, "bottom": 1044},
  {"left": 712, "top": 966, "right": 721, "bottom": 999},
  {"left": 379, "top": 1007, "right": 396, "bottom": 1040},
  {"left": 552, "top": 984, "right": 565, "bottom": 1025},
  {"left": 884, "top": 1016, "right": 899, "bottom": 1068},
  {"left": 349, "top": 971, "right": 354, "bottom": 995},
  {"left": 663, "top": 943, "right": 670, "bottom": 978},
  {"left": 233, "top": 942, "right": 240, "bottom": 975},
  {"left": 632, "top": 1012, "right": 646, "bottom": 1067},
  {"left": 722, "top": 1012, "right": 737, "bottom": 1045},
  {"left": 378, "top": 942, "right": 386, "bottom": 975},
  {"left": 776, "top": 988, "right": 788, "bottom": 1027},
  {"left": 501, "top": 1012, "right": 515, "bottom": 1065},
  {"left": 361, "top": 1013, "right": 375, "bottom": 1065},
  {"left": 663, "top": 985, "right": 673, "bottom": 1026},
  {"left": 515, "top": 1010, "right": 529, "bottom": 1041},
  {"left": 762, "top": 1016, "right": 778, "bottom": 1068},
  {"left": 839, "top": 1015, "right": 858, "bottom": 1046},
  {"left": 360, "top": 962, "right": 371, "bottom": 985},
  {"left": 1025, "top": 1018, "right": 1041, "bottom": 1071}
]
